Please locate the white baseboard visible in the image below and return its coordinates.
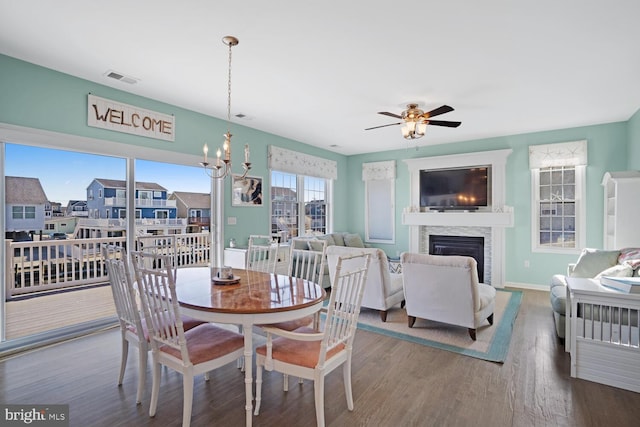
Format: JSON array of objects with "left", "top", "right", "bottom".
[{"left": 504, "top": 281, "right": 550, "bottom": 291}]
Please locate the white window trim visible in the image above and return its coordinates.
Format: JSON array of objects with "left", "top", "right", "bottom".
[{"left": 530, "top": 165, "right": 586, "bottom": 254}]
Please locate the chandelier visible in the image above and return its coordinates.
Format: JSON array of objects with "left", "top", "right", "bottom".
[{"left": 201, "top": 36, "right": 251, "bottom": 179}]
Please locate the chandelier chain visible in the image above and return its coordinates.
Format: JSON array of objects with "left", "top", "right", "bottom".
[{"left": 227, "top": 41, "right": 233, "bottom": 131}]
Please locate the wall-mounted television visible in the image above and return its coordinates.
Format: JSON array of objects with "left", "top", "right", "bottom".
[{"left": 419, "top": 166, "right": 491, "bottom": 210}]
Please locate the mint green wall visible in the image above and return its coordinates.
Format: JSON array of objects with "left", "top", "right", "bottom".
[
  {"left": 348, "top": 122, "right": 630, "bottom": 287},
  {"left": 628, "top": 108, "right": 640, "bottom": 169},
  {"left": 0, "top": 54, "right": 348, "bottom": 245}
]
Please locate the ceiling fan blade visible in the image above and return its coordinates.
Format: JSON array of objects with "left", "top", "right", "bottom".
[
  {"left": 364, "top": 122, "right": 402, "bottom": 131},
  {"left": 377, "top": 111, "right": 403, "bottom": 119},
  {"left": 426, "top": 119, "right": 462, "bottom": 128},
  {"left": 424, "top": 105, "right": 454, "bottom": 118}
]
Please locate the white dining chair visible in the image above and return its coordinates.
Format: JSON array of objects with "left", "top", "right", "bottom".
[
  {"left": 102, "top": 244, "right": 204, "bottom": 405},
  {"left": 254, "top": 252, "right": 371, "bottom": 427},
  {"left": 102, "top": 244, "right": 148, "bottom": 405},
  {"left": 246, "top": 234, "right": 279, "bottom": 273},
  {"left": 259, "top": 238, "right": 328, "bottom": 388},
  {"left": 131, "top": 250, "right": 244, "bottom": 427}
]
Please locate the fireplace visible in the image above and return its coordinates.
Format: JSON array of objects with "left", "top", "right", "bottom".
[{"left": 429, "top": 235, "right": 485, "bottom": 283}]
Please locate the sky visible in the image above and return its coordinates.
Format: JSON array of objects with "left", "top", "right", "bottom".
[{"left": 5, "top": 144, "right": 211, "bottom": 205}]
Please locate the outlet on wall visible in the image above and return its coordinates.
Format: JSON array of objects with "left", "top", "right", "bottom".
[{"left": 524, "top": 260, "right": 530, "bottom": 268}]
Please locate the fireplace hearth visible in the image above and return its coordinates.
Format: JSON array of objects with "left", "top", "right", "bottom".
[{"left": 429, "top": 235, "right": 485, "bottom": 283}]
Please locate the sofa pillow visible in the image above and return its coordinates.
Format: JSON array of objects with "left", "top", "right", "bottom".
[
  {"left": 594, "top": 263, "right": 634, "bottom": 279},
  {"left": 316, "top": 234, "right": 336, "bottom": 247},
  {"left": 569, "top": 248, "right": 620, "bottom": 278},
  {"left": 307, "top": 239, "right": 326, "bottom": 252},
  {"left": 292, "top": 238, "right": 312, "bottom": 250},
  {"left": 344, "top": 233, "right": 365, "bottom": 248},
  {"left": 619, "top": 247, "right": 640, "bottom": 269},
  {"left": 330, "top": 233, "right": 345, "bottom": 246}
]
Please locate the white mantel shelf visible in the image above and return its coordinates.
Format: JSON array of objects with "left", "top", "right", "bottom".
[{"left": 402, "top": 211, "right": 514, "bottom": 228}]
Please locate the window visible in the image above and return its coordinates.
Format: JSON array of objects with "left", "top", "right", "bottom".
[
  {"left": 25, "top": 206, "right": 35, "bottom": 219},
  {"left": 363, "top": 161, "right": 395, "bottom": 244},
  {"left": 270, "top": 171, "right": 330, "bottom": 241},
  {"left": 268, "top": 146, "right": 337, "bottom": 242},
  {"left": 12, "top": 206, "right": 23, "bottom": 219},
  {"left": 11, "top": 206, "right": 36, "bottom": 219},
  {"left": 138, "top": 190, "right": 152, "bottom": 200},
  {"left": 45, "top": 224, "right": 55, "bottom": 230},
  {"left": 529, "top": 140, "right": 586, "bottom": 253}
]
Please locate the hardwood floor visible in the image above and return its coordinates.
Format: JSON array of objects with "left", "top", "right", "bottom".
[{"left": 1, "top": 288, "right": 639, "bottom": 426}]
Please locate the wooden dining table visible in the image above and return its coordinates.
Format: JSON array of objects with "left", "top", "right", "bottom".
[{"left": 174, "top": 266, "right": 326, "bottom": 427}]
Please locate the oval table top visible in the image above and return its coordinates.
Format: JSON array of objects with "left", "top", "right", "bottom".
[{"left": 175, "top": 267, "right": 326, "bottom": 314}]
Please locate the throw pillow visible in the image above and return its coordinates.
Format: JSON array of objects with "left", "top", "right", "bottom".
[
  {"left": 570, "top": 248, "right": 620, "bottom": 278},
  {"left": 330, "top": 233, "right": 345, "bottom": 246},
  {"left": 594, "top": 263, "right": 634, "bottom": 279},
  {"left": 619, "top": 247, "right": 640, "bottom": 269},
  {"left": 344, "top": 233, "right": 365, "bottom": 248},
  {"left": 307, "top": 239, "right": 326, "bottom": 252},
  {"left": 316, "top": 234, "right": 336, "bottom": 247}
]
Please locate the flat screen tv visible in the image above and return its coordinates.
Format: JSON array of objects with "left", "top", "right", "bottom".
[{"left": 419, "top": 166, "right": 490, "bottom": 209}]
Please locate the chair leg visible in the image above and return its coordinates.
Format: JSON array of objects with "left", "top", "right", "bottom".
[
  {"left": 379, "top": 310, "right": 388, "bottom": 322},
  {"left": 254, "top": 362, "right": 263, "bottom": 415},
  {"left": 135, "top": 347, "right": 147, "bottom": 405},
  {"left": 488, "top": 313, "right": 494, "bottom": 325},
  {"left": 314, "top": 375, "right": 326, "bottom": 427},
  {"left": 149, "top": 357, "right": 161, "bottom": 417},
  {"left": 182, "top": 373, "right": 194, "bottom": 427},
  {"left": 408, "top": 316, "right": 416, "bottom": 328},
  {"left": 343, "top": 358, "right": 354, "bottom": 411},
  {"left": 118, "top": 336, "right": 128, "bottom": 386},
  {"left": 401, "top": 299, "right": 406, "bottom": 309},
  {"left": 468, "top": 328, "right": 477, "bottom": 341},
  {"left": 283, "top": 374, "right": 289, "bottom": 391}
]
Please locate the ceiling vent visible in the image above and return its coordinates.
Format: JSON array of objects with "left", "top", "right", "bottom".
[{"left": 104, "top": 70, "right": 138, "bottom": 84}]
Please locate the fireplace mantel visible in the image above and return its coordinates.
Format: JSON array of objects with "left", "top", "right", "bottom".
[
  {"left": 402, "top": 211, "right": 513, "bottom": 227},
  {"left": 403, "top": 149, "right": 513, "bottom": 287}
]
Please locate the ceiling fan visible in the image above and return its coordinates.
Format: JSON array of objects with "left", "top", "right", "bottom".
[{"left": 365, "top": 103, "right": 461, "bottom": 140}]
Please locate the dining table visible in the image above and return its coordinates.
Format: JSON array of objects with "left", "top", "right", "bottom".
[{"left": 174, "top": 266, "right": 326, "bottom": 427}]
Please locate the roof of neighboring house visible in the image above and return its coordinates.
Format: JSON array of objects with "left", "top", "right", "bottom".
[
  {"left": 271, "top": 186, "right": 297, "bottom": 200},
  {"left": 170, "top": 191, "right": 211, "bottom": 208},
  {"left": 91, "top": 178, "right": 167, "bottom": 191},
  {"left": 5, "top": 176, "right": 48, "bottom": 204}
]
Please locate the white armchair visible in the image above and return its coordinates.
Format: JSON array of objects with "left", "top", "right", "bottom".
[
  {"left": 400, "top": 252, "right": 496, "bottom": 340},
  {"left": 327, "top": 246, "right": 405, "bottom": 322}
]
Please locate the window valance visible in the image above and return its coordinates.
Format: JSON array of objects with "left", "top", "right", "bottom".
[
  {"left": 362, "top": 160, "right": 396, "bottom": 181},
  {"left": 268, "top": 146, "right": 337, "bottom": 180},
  {"left": 528, "top": 140, "right": 587, "bottom": 169}
]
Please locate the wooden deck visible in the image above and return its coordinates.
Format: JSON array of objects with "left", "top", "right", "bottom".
[{"left": 5, "top": 285, "right": 116, "bottom": 340}]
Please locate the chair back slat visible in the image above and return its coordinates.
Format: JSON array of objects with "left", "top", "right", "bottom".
[
  {"left": 247, "top": 235, "right": 279, "bottom": 274},
  {"left": 102, "top": 244, "right": 143, "bottom": 336},
  {"left": 319, "top": 253, "right": 370, "bottom": 366},
  {"left": 131, "top": 250, "right": 190, "bottom": 364},
  {"left": 288, "top": 239, "right": 327, "bottom": 287}
]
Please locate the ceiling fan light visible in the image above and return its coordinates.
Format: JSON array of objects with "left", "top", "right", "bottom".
[
  {"left": 417, "top": 122, "right": 427, "bottom": 136},
  {"left": 405, "top": 121, "right": 416, "bottom": 132},
  {"left": 401, "top": 124, "right": 411, "bottom": 138}
]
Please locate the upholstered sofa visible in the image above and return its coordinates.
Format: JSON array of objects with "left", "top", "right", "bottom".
[
  {"left": 549, "top": 247, "right": 640, "bottom": 339},
  {"left": 290, "top": 232, "right": 368, "bottom": 289},
  {"left": 326, "top": 246, "right": 405, "bottom": 321}
]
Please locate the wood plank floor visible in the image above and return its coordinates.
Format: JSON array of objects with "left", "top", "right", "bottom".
[{"left": 1, "top": 288, "right": 640, "bottom": 426}]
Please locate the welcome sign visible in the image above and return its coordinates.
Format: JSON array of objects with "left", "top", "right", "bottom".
[{"left": 87, "top": 94, "right": 175, "bottom": 141}]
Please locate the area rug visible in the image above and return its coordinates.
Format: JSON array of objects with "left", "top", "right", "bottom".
[{"left": 355, "top": 289, "right": 522, "bottom": 363}]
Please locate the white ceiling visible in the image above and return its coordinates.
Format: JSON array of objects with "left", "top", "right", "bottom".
[{"left": 1, "top": 1, "right": 640, "bottom": 155}]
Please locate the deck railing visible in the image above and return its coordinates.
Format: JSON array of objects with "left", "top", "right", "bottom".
[{"left": 5, "top": 233, "right": 211, "bottom": 299}]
